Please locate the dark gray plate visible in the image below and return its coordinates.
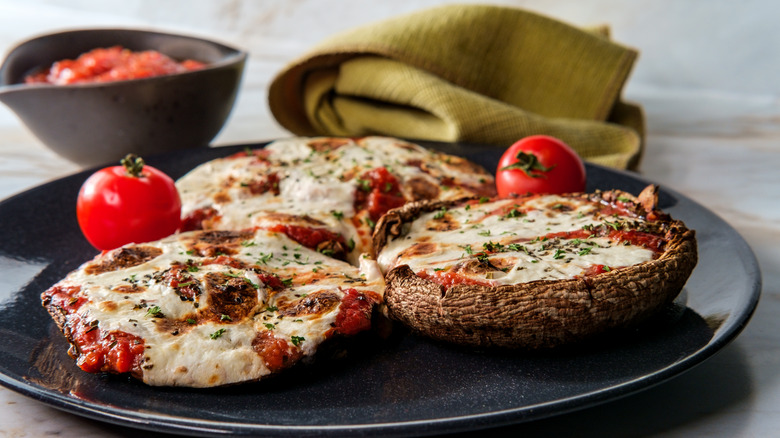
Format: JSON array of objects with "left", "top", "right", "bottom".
[{"left": 0, "top": 141, "right": 761, "bottom": 437}]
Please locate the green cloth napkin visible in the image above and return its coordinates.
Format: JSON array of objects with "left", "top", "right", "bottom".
[{"left": 268, "top": 4, "right": 644, "bottom": 169}]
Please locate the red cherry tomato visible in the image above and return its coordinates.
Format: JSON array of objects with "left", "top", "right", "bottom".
[
  {"left": 495, "top": 135, "right": 586, "bottom": 197},
  {"left": 77, "top": 154, "right": 181, "bottom": 250}
]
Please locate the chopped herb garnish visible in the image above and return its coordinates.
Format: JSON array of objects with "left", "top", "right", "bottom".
[
  {"left": 507, "top": 243, "right": 526, "bottom": 253},
  {"left": 210, "top": 328, "right": 227, "bottom": 340},
  {"left": 291, "top": 335, "right": 305, "bottom": 346},
  {"left": 433, "top": 207, "right": 448, "bottom": 220},
  {"left": 483, "top": 241, "right": 504, "bottom": 252},
  {"left": 476, "top": 253, "right": 491, "bottom": 264},
  {"left": 503, "top": 208, "right": 524, "bottom": 219},
  {"left": 357, "top": 178, "right": 371, "bottom": 192},
  {"left": 220, "top": 314, "right": 232, "bottom": 321},
  {"left": 145, "top": 305, "right": 163, "bottom": 318}
]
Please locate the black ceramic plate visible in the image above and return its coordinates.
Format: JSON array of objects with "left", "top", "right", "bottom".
[{"left": 0, "top": 141, "right": 761, "bottom": 437}]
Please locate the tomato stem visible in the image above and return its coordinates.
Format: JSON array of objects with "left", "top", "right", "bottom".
[
  {"left": 120, "top": 154, "right": 145, "bottom": 177},
  {"left": 500, "top": 151, "right": 555, "bottom": 178}
]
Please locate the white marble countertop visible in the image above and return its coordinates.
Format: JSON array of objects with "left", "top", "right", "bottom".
[{"left": 1, "top": 1, "right": 779, "bottom": 437}]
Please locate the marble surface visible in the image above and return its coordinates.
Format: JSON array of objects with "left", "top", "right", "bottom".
[{"left": 1, "top": 1, "right": 779, "bottom": 437}]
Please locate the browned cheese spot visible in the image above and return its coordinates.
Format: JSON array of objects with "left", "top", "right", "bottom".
[
  {"left": 427, "top": 215, "right": 459, "bottom": 232},
  {"left": 405, "top": 176, "right": 440, "bottom": 201},
  {"left": 98, "top": 301, "right": 118, "bottom": 312},
  {"left": 203, "top": 272, "right": 258, "bottom": 322},
  {"left": 84, "top": 246, "right": 163, "bottom": 275},
  {"left": 186, "top": 230, "right": 255, "bottom": 257},
  {"left": 453, "top": 256, "right": 515, "bottom": 277},
  {"left": 262, "top": 212, "right": 327, "bottom": 227},
  {"left": 154, "top": 317, "right": 198, "bottom": 336},
  {"left": 278, "top": 290, "right": 340, "bottom": 317},
  {"left": 111, "top": 284, "right": 146, "bottom": 294},
  {"left": 399, "top": 242, "right": 438, "bottom": 260}
]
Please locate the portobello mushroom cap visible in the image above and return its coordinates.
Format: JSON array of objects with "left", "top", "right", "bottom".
[{"left": 372, "top": 185, "right": 698, "bottom": 349}]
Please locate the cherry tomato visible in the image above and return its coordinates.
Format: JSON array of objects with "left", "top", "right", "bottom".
[
  {"left": 77, "top": 154, "right": 181, "bottom": 250},
  {"left": 495, "top": 135, "right": 586, "bottom": 197}
]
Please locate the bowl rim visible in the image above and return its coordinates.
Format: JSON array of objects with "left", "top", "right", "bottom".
[{"left": 0, "top": 27, "right": 248, "bottom": 90}]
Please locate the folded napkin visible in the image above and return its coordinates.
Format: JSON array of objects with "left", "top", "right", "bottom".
[{"left": 268, "top": 4, "right": 644, "bottom": 169}]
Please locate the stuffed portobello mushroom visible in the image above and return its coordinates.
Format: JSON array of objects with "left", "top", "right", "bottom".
[{"left": 372, "top": 185, "right": 698, "bottom": 349}]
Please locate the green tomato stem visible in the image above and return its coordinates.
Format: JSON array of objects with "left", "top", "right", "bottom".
[
  {"left": 500, "top": 151, "right": 555, "bottom": 178},
  {"left": 120, "top": 154, "right": 145, "bottom": 177}
]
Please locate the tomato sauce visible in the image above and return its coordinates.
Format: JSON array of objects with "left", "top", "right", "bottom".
[
  {"left": 244, "top": 173, "right": 280, "bottom": 196},
  {"left": 543, "top": 229, "right": 593, "bottom": 241},
  {"left": 416, "top": 270, "right": 492, "bottom": 291},
  {"left": 331, "top": 289, "right": 380, "bottom": 336},
  {"left": 252, "top": 331, "right": 302, "bottom": 373},
  {"left": 596, "top": 200, "right": 639, "bottom": 218},
  {"left": 200, "top": 255, "right": 246, "bottom": 269},
  {"left": 25, "top": 46, "right": 205, "bottom": 85},
  {"left": 42, "top": 284, "right": 86, "bottom": 313},
  {"left": 266, "top": 224, "right": 347, "bottom": 253},
  {"left": 608, "top": 229, "right": 666, "bottom": 252},
  {"left": 227, "top": 148, "right": 271, "bottom": 161},
  {"left": 73, "top": 326, "right": 145, "bottom": 374},
  {"left": 163, "top": 263, "right": 201, "bottom": 301},
  {"left": 353, "top": 167, "right": 406, "bottom": 222},
  {"left": 541, "top": 229, "right": 666, "bottom": 253},
  {"left": 581, "top": 264, "right": 624, "bottom": 277},
  {"left": 180, "top": 206, "right": 219, "bottom": 232},
  {"left": 42, "top": 284, "right": 146, "bottom": 375}
]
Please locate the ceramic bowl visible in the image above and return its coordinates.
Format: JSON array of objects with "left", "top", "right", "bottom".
[{"left": 0, "top": 28, "right": 247, "bottom": 167}]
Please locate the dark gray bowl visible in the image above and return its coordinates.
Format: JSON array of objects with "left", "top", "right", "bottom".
[{"left": 0, "top": 28, "right": 247, "bottom": 167}]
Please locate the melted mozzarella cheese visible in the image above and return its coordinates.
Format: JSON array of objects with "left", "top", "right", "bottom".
[
  {"left": 377, "top": 197, "right": 656, "bottom": 285},
  {"left": 277, "top": 167, "right": 356, "bottom": 216},
  {"left": 175, "top": 137, "right": 495, "bottom": 257},
  {"left": 56, "top": 229, "right": 384, "bottom": 387}
]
